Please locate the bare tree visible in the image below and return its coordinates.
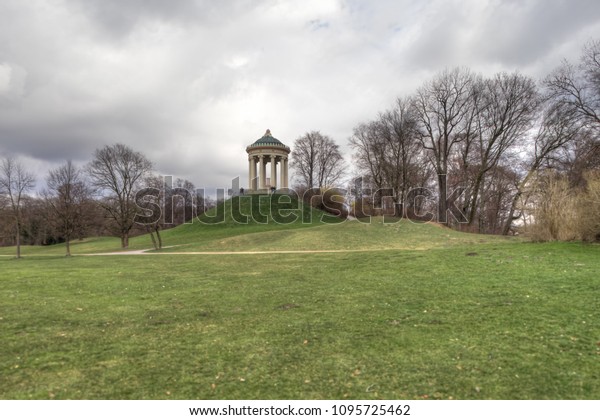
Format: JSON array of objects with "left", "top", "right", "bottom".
[
  {"left": 0, "top": 157, "right": 35, "bottom": 258},
  {"left": 545, "top": 39, "right": 600, "bottom": 132},
  {"left": 552, "top": 130, "right": 600, "bottom": 187},
  {"left": 167, "top": 177, "right": 196, "bottom": 225},
  {"left": 502, "top": 100, "right": 581, "bottom": 235},
  {"left": 517, "top": 38, "right": 600, "bottom": 239},
  {"left": 135, "top": 174, "right": 165, "bottom": 250},
  {"left": 544, "top": 39, "right": 600, "bottom": 185},
  {"left": 349, "top": 121, "right": 386, "bottom": 203},
  {"left": 44, "top": 161, "right": 91, "bottom": 256},
  {"left": 134, "top": 174, "right": 200, "bottom": 249},
  {"left": 461, "top": 72, "right": 540, "bottom": 227},
  {"left": 0, "top": 194, "right": 10, "bottom": 245},
  {"left": 413, "top": 68, "right": 478, "bottom": 223},
  {"left": 87, "top": 144, "right": 153, "bottom": 248},
  {"left": 478, "top": 163, "right": 520, "bottom": 234},
  {"left": 290, "top": 131, "right": 345, "bottom": 189},
  {"left": 349, "top": 97, "right": 429, "bottom": 214}
]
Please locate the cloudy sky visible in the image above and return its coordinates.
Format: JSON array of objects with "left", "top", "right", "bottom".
[{"left": 1, "top": 0, "right": 600, "bottom": 190}]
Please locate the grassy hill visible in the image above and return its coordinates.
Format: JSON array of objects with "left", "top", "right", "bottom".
[
  {"left": 0, "top": 194, "right": 516, "bottom": 256},
  {"left": 0, "top": 195, "right": 599, "bottom": 399},
  {"left": 158, "top": 193, "right": 342, "bottom": 250},
  {"left": 0, "top": 194, "right": 339, "bottom": 256}
]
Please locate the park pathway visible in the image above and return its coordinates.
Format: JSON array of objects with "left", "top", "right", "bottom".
[{"left": 78, "top": 248, "right": 379, "bottom": 256}]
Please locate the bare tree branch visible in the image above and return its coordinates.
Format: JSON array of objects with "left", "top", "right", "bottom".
[
  {"left": 87, "top": 144, "right": 153, "bottom": 248},
  {"left": 290, "top": 131, "right": 345, "bottom": 189},
  {"left": 0, "top": 157, "right": 36, "bottom": 258}
]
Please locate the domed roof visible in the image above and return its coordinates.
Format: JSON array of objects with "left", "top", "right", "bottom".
[{"left": 248, "top": 129, "right": 289, "bottom": 148}]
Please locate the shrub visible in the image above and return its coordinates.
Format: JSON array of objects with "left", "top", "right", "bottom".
[
  {"left": 578, "top": 171, "right": 600, "bottom": 241},
  {"left": 529, "top": 170, "right": 600, "bottom": 242}
]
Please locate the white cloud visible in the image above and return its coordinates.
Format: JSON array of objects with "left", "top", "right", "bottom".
[
  {"left": 0, "top": 63, "right": 10, "bottom": 94},
  {"left": 0, "top": 62, "right": 26, "bottom": 99}
]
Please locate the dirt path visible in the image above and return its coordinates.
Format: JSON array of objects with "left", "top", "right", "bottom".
[
  {"left": 78, "top": 249, "right": 151, "bottom": 256},
  {"left": 78, "top": 248, "right": 383, "bottom": 256}
]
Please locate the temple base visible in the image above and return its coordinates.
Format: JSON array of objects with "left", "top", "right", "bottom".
[{"left": 243, "top": 188, "right": 292, "bottom": 195}]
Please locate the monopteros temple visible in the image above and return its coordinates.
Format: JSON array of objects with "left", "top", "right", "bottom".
[{"left": 246, "top": 129, "right": 290, "bottom": 192}]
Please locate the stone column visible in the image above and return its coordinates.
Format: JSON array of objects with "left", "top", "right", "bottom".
[
  {"left": 283, "top": 158, "right": 289, "bottom": 188},
  {"left": 248, "top": 157, "right": 252, "bottom": 190},
  {"left": 249, "top": 157, "right": 256, "bottom": 190},
  {"left": 270, "top": 155, "right": 276, "bottom": 189},
  {"left": 259, "top": 155, "right": 266, "bottom": 189},
  {"left": 280, "top": 157, "right": 285, "bottom": 190}
]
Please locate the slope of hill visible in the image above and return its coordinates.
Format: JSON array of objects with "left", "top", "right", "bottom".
[
  {"left": 159, "top": 193, "right": 341, "bottom": 247},
  {"left": 1, "top": 193, "right": 518, "bottom": 256},
  {"left": 0, "top": 194, "right": 339, "bottom": 256}
]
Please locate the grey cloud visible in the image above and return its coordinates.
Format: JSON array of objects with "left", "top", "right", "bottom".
[
  {"left": 398, "top": 0, "right": 600, "bottom": 71},
  {"left": 66, "top": 0, "right": 210, "bottom": 38},
  {"left": 0, "top": 102, "right": 175, "bottom": 162},
  {"left": 1, "top": 0, "right": 600, "bottom": 189},
  {"left": 472, "top": 0, "right": 600, "bottom": 66},
  {"left": 65, "top": 0, "right": 260, "bottom": 40}
]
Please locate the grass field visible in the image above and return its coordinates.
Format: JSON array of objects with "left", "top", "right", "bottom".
[{"left": 1, "top": 196, "right": 599, "bottom": 399}]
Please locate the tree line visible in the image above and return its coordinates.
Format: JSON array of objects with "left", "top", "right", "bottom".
[
  {"left": 0, "top": 144, "right": 214, "bottom": 258},
  {"left": 2, "top": 40, "right": 599, "bottom": 255},
  {"left": 291, "top": 39, "right": 600, "bottom": 239}
]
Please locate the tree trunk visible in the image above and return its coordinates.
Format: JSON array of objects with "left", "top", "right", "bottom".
[
  {"left": 502, "top": 169, "right": 536, "bottom": 235},
  {"left": 148, "top": 230, "right": 158, "bottom": 250},
  {"left": 121, "top": 232, "right": 129, "bottom": 249},
  {"left": 155, "top": 227, "right": 162, "bottom": 249},
  {"left": 15, "top": 220, "right": 21, "bottom": 259},
  {"left": 65, "top": 235, "right": 71, "bottom": 257},
  {"left": 467, "top": 173, "right": 485, "bottom": 227},
  {"left": 437, "top": 173, "right": 448, "bottom": 224},
  {"left": 502, "top": 190, "right": 522, "bottom": 235}
]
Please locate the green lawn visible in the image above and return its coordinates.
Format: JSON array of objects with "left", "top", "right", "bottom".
[
  {"left": 0, "top": 194, "right": 338, "bottom": 256},
  {"left": 1, "top": 198, "right": 599, "bottom": 399}
]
